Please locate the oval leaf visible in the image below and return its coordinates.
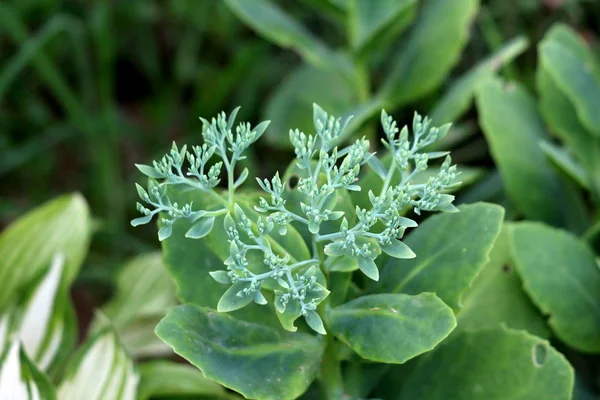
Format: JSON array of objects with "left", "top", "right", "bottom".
[{"left": 185, "top": 216, "right": 215, "bottom": 239}]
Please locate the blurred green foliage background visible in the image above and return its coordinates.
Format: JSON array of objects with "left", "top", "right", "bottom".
[{"left": 1, "top": 0, "right": 598, "bottom": 296}]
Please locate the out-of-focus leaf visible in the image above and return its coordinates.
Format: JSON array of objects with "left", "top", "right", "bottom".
[
  {"left": 156, "top": 304, "right": 323, "bottom": 400},
  {"left": 394, "top": 327, "right": 574, "bottom": 399},
  {"left": 57, "top": 327, "right": 139, "bottom": 400},
  {"left": 264, "top": 65, "right": 359, "bottom": 148},
  {"left": 0, "top": 194, "right": 91, "bottom": 311},
  {"left": 380, "top": 0, "right": 479, "bottom": 106},
  {"left": 539, "top": 140, "right": 590, "bottom": 190},
  {"left": 0, "top": 341, "right": 56, "bottom": 400},
  {"left": 430, "top": 35, "right": 529, "bottom": 124},
  {"left": 373, "top": 203, "right": 504, "bottom": 310},
  {"left": 476, "top": 77, "right": 588, "bottom": 233},
  {"left": 511, "top": 222, "right": 600, "bottom": 353},
  {"left": 224, "top": 0, "right": 351, "bottom": 75},
  {"left": 457, "top": 227, "right": 549, "bottom": 338},
  {"left": 137, "top": 361, "right": 226, "bottom": 400}
]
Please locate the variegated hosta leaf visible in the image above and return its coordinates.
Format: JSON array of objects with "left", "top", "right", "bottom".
[
  {"left": 98, "top": 252, "right": 176, "bottom": 358},
  {"left": 57, "top": 327, "right": 139, "bottom": 400},
  {"left": 0, "top": 341, "right": 56, "bottom": 400}
]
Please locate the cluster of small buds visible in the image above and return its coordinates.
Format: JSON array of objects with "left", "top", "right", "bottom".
[
  {"left": 289, "top": 129, "right": 317, "bottom": 170},
  {"left": 256, "top": 173, "right": 286, "bottom": 208}
]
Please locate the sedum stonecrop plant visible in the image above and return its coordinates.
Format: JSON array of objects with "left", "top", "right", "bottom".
[{"left": 132, "top": 104, "right": 459, "bottom": 334}]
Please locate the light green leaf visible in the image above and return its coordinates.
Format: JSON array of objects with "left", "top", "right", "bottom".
[
  {"left": 476, "top": 77, "right": 588, "bottom": 232},
  {"left": 430, "top": 35, "right": 529, "bottom": 124},
  {"left": 58, "top": 326, "right": 139, "bottom": 400},
  {"left": 224, "top": 0, "right": 349, "bottom": 74},
  {"left": 374, "top": 203, "right": 504, "bottom": 310},
  {"left": 358, "top": 257, "right": 379, "bottom": 281},
  {"left": 347, "top": 0, "right": 415, "bottom": 51},
  {"left": 156, "top": 304, "right": 324, "bottom": 400},
  {"left": 0, "top": 341, "right": 56, "bottom": 400},
  {"left": 396, "top": 327, "right": 574, "bottom": 399},
  {"left": 328, "top": 293, "right": 456, "bottom": 363},
  {"left": 0, "top": 193, "right": 91, "bottom": 311},
  {"left": 380, "top": 240, "right": 415, "bottom": 259},
  {"left": 263, "top": 65, "right": 359, "bottom": 148},
  {"left": 457, "top": 226, "right": 549, "bottom": 338},
  {"left": 510, "top": 222, "right": 600, "bottom": 353},
  {"left": 380, "top": 0, "right": 478, "bottom": 106},
  {"left": 540, "top": 140, "right": 590, "bottom": 190},
  {"left": 137, "top": 361, "right": 226, "bottom": 400},
  {"left": 217, "top": 282, "right": 256, "bottom": 312},
  {"left": 185, "top": 216, "right": 216, "bottom": 239}
]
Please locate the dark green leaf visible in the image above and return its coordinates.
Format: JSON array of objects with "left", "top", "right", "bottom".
[
  {"left": 156, "top": 304, "right": 324, "bottom": 400},
  {"left": 540, "top": 140, "right": 590, "bottom": 190},
  {"left": 374, "top": 203, "right": 504, "bottom": 310},
  {"left": 510, "top": 222, "right": 600, "bottom": 353},
  {"left": 328, "top": 293, "right": 456, "bottom": 364}
]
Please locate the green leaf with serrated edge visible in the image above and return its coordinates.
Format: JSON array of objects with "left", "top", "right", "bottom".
[
  {"left": 156, "top": 304, "right": 324, "bottom": 400},
  {"left": 224, "top": 0, "right": 350, "bottom": 75},
  {"left": 263, "top": 65, "right": 358, "bottom": 149},
  {"left": 540, "top": 140, "right": 591, "bottom": 190},
  {"left": 476, "top": 77, "right": 589, "bottom": 233},
  {"left": 137, "top": 361, "right": 226, "bottom": 400},
  {"left": 380, "top": 0, "right": 478, "bottom": 106},
  {"left": 393, "top": 327, "right": 573, "bottom": 400},
  {"left": 0, "top": 341, "right": 57, "bottom": 400},
  {"left": 0, "top": 193, "right": 90, "bottom": 312},
  {"left": 185, "top": 216, "right": 215, "bottom": 239},
  {"left": 373, "top": 203, "right": 503, "bottom": 310},
  {"left": 347, "top": 0, "right": 415, "bottom": 51},
  {"left": 539, "top": 40, "right": 600, "bottom": 138},
  {"left": 457, "top": 226, "right": 549, "bottom": 338},
  {"left": 510, "top": 222, "right": 600, "bottom": 353},
  {"left": 58, "top": 326, "right": 139, "bottom": 400},
  {"left": 328, "top": 293, "right": 456, "bottom": 364},
  {"left": 430, "top": 35, "right": 529, "bottom": 124}
]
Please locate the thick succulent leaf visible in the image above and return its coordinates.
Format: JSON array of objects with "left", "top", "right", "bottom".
[
  {"left": 347, "top": 0, "right": 415, "bottom": 51},
  {"left": 155, "top": 304, "right": 324, "bottom": 400},
  {"left": 457, "top": 226, "right": 549, "bottom": 338},
  {"left": 57, "top": 327, "right": 139, "bottom": 400},
  {"left": 476, "top": 77, "right": 588, "bottom": 232},
  {"left": 430, "top": 35, "right": 529, "bottom": 124},
  {"left": 0, "top": 193, "right": 91, "bottom": 311},
  {"left": 328, "top": 293, "right": 456, "bottom": 363},
  {"left": 539, "top": 39, "right": 600, "bottom": 138},
  {"left": 380, "top": 0, "right": 478, "bottom": 106},
  {"left": 373, "top": 203, "right": 504, "bottom": 310},
  {"left": 395, "top": 327, "right": 574, "bottom": 399},
  {"left": 224, "top": 0, "right": 349, "bottom": 74},
  {"left": 137, "top": 361, "right": 226, "bottom": 400},
  {"left": 263, "top": 65, "right": 358, "bottom": 148},
  {"left": 0, "top": 341, "right": 56, "bottom": 400},
  {"left": 510, "top": 222, "right": 600, "bottom": 353},
  {"left": 99, "top": 252, "right": 175, "bottom": 358}
]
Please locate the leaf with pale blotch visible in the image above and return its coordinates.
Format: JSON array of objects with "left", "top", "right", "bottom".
[
  {"left": 57, "top": 327, "right": 139, "bottom": 400},
  {"left": 0, "top": 341, "right": 56, "bottom": 400},
  {"left": 395, "top": 327, "right": 574, "bottom": 400},
  {"left": 510, "top": 222, "right": 600, "bottom": 353},
  {"left": 373, "top": 203, "right": 504, "bottom": 310},
  {"left": 328, "top": 293, "right": 456, "bottom": 364},
  {"left": 156, "top": 304, "right": 324, "bottom": 400},
  {"left": 457, "top": 226, "right": 549, "bottom": 338}
]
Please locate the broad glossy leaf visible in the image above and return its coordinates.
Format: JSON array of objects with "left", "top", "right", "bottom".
[
  {"left": 0, "top": 341, "right": 56, "bottom": 400},
  {"left": 431, "top": 35, "right": 529, "bottom": 124},
  {"left": 396, "top": 327, "right": 574, "bottom": 399},
  {"left": 347, "top": 0, "right": 415, "bottom": 50},
  {"left": 0, "top": 193, "right": 91, "bottom": 311},
  {"left": 328, "top": 293, "right": 456, "bottom": 363},
  {"left": 58, "top": 327, "right": 139, "bottom": 400},
  {"left": 373, "top": 203, "right": 504, "bottom": 310},
  {"left": 510, "top": 222, "right": 600, "bottom": 353},
  {"left": 476, "top": 77, "right": 588, "bottom": 232},
  {"left": 263, "top": 65, "right": 358, "bottom": 148},
  {"left": 156, "top": 304, "right": 324, "bottom": 400},
  {"left": 457, "top": 227, "right": 549, "bottom": 338},
  {"left": 137, "top": 361, "right": 226, "bottom": 400},
  {"left": 380, "top": 0, "right": 478, "bottom": 106},
  {"left": 224, "top": 0, "right": 349, "bottom": 74}
]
